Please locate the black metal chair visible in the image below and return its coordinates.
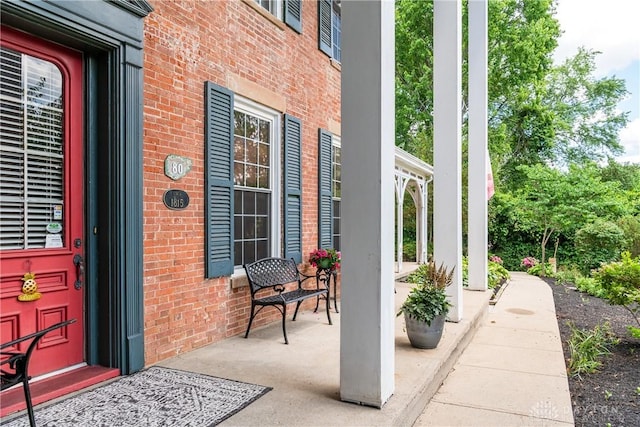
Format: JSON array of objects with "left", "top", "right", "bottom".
[{"left": 1, "top": 319, "right": 76, "bottom": 427}]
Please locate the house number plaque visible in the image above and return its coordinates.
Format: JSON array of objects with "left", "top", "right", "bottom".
[
  {"left": 163, "top": 189, "right": 190, "bottom": 210},
  {"left": 164, "top": 154, "right": 192, "bottom": 181}
]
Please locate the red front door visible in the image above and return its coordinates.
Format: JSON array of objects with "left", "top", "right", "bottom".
[{"left": 0, "top": 27, "right": 84, "bottom": 377}]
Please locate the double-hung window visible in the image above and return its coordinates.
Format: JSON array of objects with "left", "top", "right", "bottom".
[
  {"left": 331, "top": 138, "right": 341, "bottom": 251},
  {"left": 205, "top": 82, "right": 303, "bottom": 278},
  {"left": 233, "top": 100, "right": 280, "bottom": 268},
  {"left": 319, "top": 0, "right": 341, "bottom": 62}
]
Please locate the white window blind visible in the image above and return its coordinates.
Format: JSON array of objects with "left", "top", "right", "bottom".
[{"left": 0, "top": 47, "right": 64, "bottom": 250}]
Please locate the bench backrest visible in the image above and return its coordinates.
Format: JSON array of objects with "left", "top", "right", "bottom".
[{"left": 244, "top": 257, "right": 300, "bottom": 295}]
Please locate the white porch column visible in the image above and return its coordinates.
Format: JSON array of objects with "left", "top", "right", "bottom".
[
  {"left": 468, "top": 0, "right": 489, "bottom": 291},
  {"left": 340, "top": 0, "right": 395, "bottom": 407},
  {"left": 433, "top": 0, "right": 463, "bottom": 321}
]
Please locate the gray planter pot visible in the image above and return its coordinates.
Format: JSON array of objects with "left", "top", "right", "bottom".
[{"left": 404, "top": 313, "right": 445, "bottom": 349}]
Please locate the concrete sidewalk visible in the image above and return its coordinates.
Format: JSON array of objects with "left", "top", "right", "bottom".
[
  {"left": 157, "top": 272, "right": 574, "bottom": 426},
  {"left": 416, "top": 272, "right": 574, "bottom": 426}
]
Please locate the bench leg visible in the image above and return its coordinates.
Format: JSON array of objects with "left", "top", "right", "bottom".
[
  {"left": 282, "top": 304, "right": 289, "bottom": 344},
  {"left": 292, "top": 301, "right": 303, "bottom": 321},
  {"left": 325, "top": 292, "right": 332, "bottom": 325},
  {"left": 244, "top": 304, "right": 257, "bottom": 339},
  {"left": 23, "top": 377, "right": 36, "bottom": 427}
]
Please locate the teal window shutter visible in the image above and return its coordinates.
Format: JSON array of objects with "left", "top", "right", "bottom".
[
  {"left": 284, "top": 114, "right": 303, "bottom": 263},
  {"left": 318, "top": 129, "right": 333, "bottom": 249},
  {"left": 318, "top": 0, "right": 332, "bottom": 56},
  {"left": 284, "top": 0, "right": 302, "bottom": 33},
  {"left": 205, "top": 82, "right": 234, "bottom": 278}
]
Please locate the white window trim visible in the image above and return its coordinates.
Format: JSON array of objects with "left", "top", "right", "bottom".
[{"left": 233, "top": 96, "right": 281, "bottom": 272}]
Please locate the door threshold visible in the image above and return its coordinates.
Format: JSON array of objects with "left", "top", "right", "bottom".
[{"left": 0, "top": 365, "right": 120, "bottom": 417}]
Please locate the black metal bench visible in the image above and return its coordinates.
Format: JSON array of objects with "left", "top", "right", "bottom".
[
  {"left": 1, "top": 319, "right": 76, "bottom": 427},
  {"left": 243, "top": 257, "right": 332, "bottom": 344}
]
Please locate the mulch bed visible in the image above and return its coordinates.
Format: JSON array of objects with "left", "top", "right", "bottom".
[{"left": 543, "top": 277, "right": 640, "bottom": 426}]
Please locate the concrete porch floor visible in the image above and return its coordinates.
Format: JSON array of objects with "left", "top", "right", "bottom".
[{"left": 157, "top": 272, "right": 574, "bottom": 426}]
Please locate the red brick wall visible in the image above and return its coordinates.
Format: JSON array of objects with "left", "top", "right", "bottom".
[{"left": 142, "top": 0, "right": 341, "bottom": 364}]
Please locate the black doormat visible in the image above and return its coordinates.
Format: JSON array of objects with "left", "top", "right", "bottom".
[{"left": 2, "top": 366, "right": 271, "bottom": 427}]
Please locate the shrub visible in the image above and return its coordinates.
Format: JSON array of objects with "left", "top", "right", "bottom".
[
  {"left": 574, "top": 277, "right": 607, "bottom": 298},
  {"left": 446, "top": 256, "right": 509, "bottom": 289},
  {"left": 462, "top": 256, "right": 468, "bottom": 287},
  {"left": 527, "top": 263, "right": 553, "bottom": 277},
  {"left": 617, "top": 215, "right": 640, "bottom": 258},
  {"left": 574, "top": 220, "right": 626, "bottom": 272},
  {"left": 521, "top": 256, "right": 539, "bottom": 270},
  {"left": 554, "top": 266, "right": 584, "bottom": 285},
  {"left": 488, "top": 260, "right": 510, "bottom": 289},
  {"left": 402, "top": 240, "right": 417, "bottom": 262},
  {"left": 489, "top": 255, "right": 503, "bottom": 264},
  {"left": 592, "top": 252, "right": 640, "bottom": 333}
]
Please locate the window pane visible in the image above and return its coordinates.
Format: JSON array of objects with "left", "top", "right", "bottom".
[
  {"left": 243, "top": 191, "right": 255, "bottom": 214},
  {"left": 256, "top": 192, "right": 269, "bottom": 214},
  {"left": 244, "top": 241, "right": 256, "bottom": 265},
  {"left": 234, "top": 111, "right": 246, "bottom": 137},
  {"left": 256, "top": 216, "right": 268, "bottom": 238},
  {"left": 234, "top": 136, "right": 245, "bottom": 161},
  {"left": 234, "top": 190, "right": 243, "bottom": 213},
  {"left": 246, "top": 116, "right": 259, "bottom": 140},
  {"left": 245, "top": 165, "right": 258, "bottom": 187},
  {"left": 234, "top": 242, "right": 243, "bottom": 266},
  {"left": 259, "top": 119, "right": 270, "bottom": 144},
  {"left": 246, "top": 139, "right": 258, "bottom": 164},
  {"left": 244, "top": 216, "right": 255, "bottom": 239},
  {"left": 333, "top": 216, "right": 340, "bottom": 235},
  {"left": 258, "top": 167, "right": 269, "bottom": 189},
  {"left": 258, "top": 142, "right": 269, "bottom": 166},
  {"left": 257, "top": 240, "right": 268, "bottom": 260},
  {"left": 234, "top": 162, "right": 244, "bottom": 186},
  {"left": 234, "top": 216, "right": 242, "bottom": 239}
]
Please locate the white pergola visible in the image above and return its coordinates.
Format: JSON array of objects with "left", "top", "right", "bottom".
[{"left": 394, "top": 147, "right": 433, "bottom": 273}]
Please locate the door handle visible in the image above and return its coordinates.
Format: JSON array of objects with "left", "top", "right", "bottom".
[{"left": 73, "top": 254, "right": 84, "bottom": 290}]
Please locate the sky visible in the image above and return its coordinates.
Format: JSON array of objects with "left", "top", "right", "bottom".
[{"left": 553, "top": 0, "right": 640, "bottom": 164}]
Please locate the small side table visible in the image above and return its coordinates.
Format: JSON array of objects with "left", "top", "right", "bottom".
[{"left": 314, "top": 267, "right": 339, "bottom": 313}]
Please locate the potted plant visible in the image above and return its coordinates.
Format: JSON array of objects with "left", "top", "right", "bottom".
[
  {"left": 397, "top": 261, "right": 454, "bottom": 349},
  {"left": 309, "top": 248, "right": 341, "bottom": 271}
]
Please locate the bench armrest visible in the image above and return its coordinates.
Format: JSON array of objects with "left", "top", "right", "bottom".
[{"left": 1, "top": 319, "right": 76, "bottom": 350}]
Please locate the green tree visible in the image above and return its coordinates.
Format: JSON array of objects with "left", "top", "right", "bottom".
[
  {"left": 513, "top": 164, "right": 629, "bottom": 272},
  {"left": 396, "top": 0, "right": 628, "bottom": 179},
  {"left": 543, "top": 49, "right": 628, "bottom": 164},
  {"left": 395, "top": 0, "right": 434, "bottom": 155},
  {"left": 395, "top": 0, "right": 633, "bottom": 265}
]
